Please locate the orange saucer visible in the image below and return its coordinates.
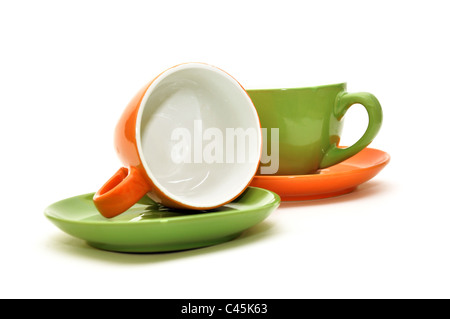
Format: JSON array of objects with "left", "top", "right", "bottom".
[{"left": 250, "top": 147, "right": 390, "bottom": 201}]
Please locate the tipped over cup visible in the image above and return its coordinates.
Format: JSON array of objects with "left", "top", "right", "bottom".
[{"left": 94, "top": 63, "right": 262, "bottom": 218}]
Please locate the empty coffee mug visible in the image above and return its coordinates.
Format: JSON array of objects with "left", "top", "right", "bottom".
[
  {"left": 94, "top": 63, "right": 262, "bottom": 218},
  {"left": 247, "top": 83, "right": 382, "bottom": 175}
]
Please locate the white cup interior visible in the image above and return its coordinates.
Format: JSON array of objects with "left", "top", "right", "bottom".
[{"left": 136, "top": 63, "right": 261, "bottom": 208}]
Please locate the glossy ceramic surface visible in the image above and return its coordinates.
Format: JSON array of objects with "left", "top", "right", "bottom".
[
  {"left": 247, "top": 83, "right": 382, "bottom": 175},
  {"left": 95, "top": 63, "right": 262, "bottom": 218},
  {"left": 45, "top": 187, "right": 280, "bottom": 253},
  {"left": 250, "top": 147, "right": 390, "bottom": 201}
]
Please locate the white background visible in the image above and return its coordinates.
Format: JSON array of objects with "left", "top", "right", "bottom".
[{"left": 1, "top": 0, "right": 449, "bottom": 299}]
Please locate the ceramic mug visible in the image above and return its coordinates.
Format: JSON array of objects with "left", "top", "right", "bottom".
[
  {"left": 247, "top": 83, "right": 382, "bottom": 175},
  {"left": 94, "top": 63, "right": 262, "bottom": 218}
]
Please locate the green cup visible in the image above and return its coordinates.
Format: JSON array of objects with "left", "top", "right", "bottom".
[{"left": 247, "top": 83, "right": 382, "bottom": 175}]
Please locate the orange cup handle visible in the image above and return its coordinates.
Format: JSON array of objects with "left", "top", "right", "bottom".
[{"left": 93, "top": 167, "right": 152, "bottom": 218}]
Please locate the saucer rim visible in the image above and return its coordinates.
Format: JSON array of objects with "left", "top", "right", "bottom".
[
  {"left": 253, "top": 147, "right": 390, "bottom": 180},
  {"left": 44, "top": 186, "right": 281, "bottom": 226}
]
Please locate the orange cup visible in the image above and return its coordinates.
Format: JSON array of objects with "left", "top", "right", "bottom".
[{"left": 94, "top": 63, "right": 262, "bottom": 218}]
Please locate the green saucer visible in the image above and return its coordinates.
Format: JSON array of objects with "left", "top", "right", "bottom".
[{"left": 44, "top": 187, "right": 280, "bottom": 253}]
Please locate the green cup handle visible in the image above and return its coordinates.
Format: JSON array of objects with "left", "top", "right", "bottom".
[{"left": 319, "top": 92, "right": 383, "bottom": 168}]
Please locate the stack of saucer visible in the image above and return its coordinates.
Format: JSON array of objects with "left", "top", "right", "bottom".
[{"left": 44, "top": 63, "right": 389, "bottom": 253}]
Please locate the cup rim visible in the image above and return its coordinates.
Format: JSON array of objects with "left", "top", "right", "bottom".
[
  {"left": 135, "top": 62, "right": 262, "bottom": 209},
  {"left": 246, "top": 82, "right": 347, "bottom": 93}
]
